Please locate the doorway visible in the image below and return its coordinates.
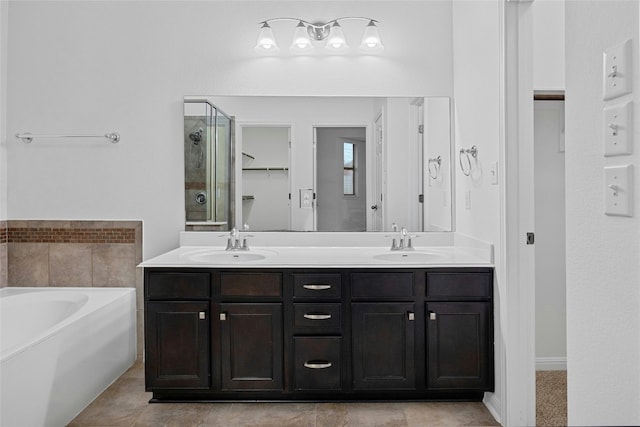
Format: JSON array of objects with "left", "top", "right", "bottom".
[
  {"left": 314, "top": 127, "right": 367, "bottom": 232},
  {"left": 240, "top": 125, "right": 291, "bottom": 231},
  {"left": 534, "top": 98, "right": 567, "bottom": 425}
]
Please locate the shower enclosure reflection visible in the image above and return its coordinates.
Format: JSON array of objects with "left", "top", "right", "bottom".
[{"left": 183, "top": 100, "right": 234, "bottom": 230}]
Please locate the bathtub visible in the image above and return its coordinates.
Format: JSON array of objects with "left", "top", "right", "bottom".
[{"left": 0, "top": 287, "right": 136, "bottom": 427}]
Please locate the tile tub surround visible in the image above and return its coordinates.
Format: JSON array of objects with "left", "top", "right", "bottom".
[{"left": 5, "top": 220, "right": 143, "bottom": 359}]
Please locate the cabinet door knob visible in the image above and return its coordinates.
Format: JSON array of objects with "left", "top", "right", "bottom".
[
  {"left": 304, "top": 313, "right": 332, "bottom": 320},
  {"left": 429, "top": 312, "right": 437, "bottom": 320},
  {"left": 304, "top": 361, "right": 332, "bottom": 369},
  {"left": 199, "top": 311, "right": 206, "bottom": 320},
  {"left": 220, "top": 312, "right": 227, "bottom": 321},
  {"left": 303, "top": 284, "right": 332, "bottom": 290},
  {"left": 408, "top": 312, "right": 415, "bottom": 321}
]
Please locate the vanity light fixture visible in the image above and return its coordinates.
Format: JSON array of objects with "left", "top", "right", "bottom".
[{"left": 254, "top": 17, "right": 384, "bottom": 55}]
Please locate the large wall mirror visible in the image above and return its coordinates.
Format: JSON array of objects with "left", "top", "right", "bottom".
[{"left": 184, "top": 96, "right": 453, "bottom": 233}]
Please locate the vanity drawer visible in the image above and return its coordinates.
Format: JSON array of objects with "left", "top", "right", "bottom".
[
  {"left": 293, "top": 303, "right": 342, "bottom": 332},
  {"left": 351, "top": 272, "right": 414, "bottom": 299},
  {"left": 426, "top": 272, "right": 492, "bottom": 299},
  {"left": 294, "top": 337, "right": 342, "bottom": 391},
  {"left": 220, "top": 272, "right": 282, "bottom": 297},
  {"left": 293, "top": 274, "right": 342, "bottom": 299},
  {"left": 147, "top": 272, "right": 210, "bottom": 299}
]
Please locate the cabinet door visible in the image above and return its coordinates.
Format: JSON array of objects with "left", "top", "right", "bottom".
[
  {"left": 426, "top": 302, "right": 492, "bottom": 390},
  {"left": 220, "top": 303, "right": 283, "bottom": 391},
  {"left": 352, "top": 303, "right": 416, "bottom": 390},
  {"left": 145, "top": 301, "right": 210, "bottom": 389}
]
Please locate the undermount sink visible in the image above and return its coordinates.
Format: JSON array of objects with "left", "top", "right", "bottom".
[
  {"left": 373, "top": 251, "right": 444, "bottom": 263},
  {"left": 184, "top": 251, "right": 268, "bottom": 263}
]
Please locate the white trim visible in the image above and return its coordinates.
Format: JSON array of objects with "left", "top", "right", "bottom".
[
  {"left": 483, "top": 393, "right": 504, "bottom": 425},
  {"left": 501, "top": 1, "right": 537, "bottom": 426},
  {"left": 536, "top": 357, "right": 567, "bottom": 371}
]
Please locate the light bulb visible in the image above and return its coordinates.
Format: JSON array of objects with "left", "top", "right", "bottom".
[
  {"left": 290, "top": 21, "right": 314, "bottom": 54},
  {"left": 254, "top": 22, "right": 279, "bottom": 53},
  {"left": 325, "top": 21, "right": 348, "bottom": 52},
  {"left": 359, "top": 20, "right": 384, "bottom": 53}
]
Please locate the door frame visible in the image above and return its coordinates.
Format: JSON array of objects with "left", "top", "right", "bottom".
[
  {"left": 235, "top": 122, "right": 293, "bottom": 231},
  {"left": 499, "top": 1, "right": 536, "bottom": 426}
]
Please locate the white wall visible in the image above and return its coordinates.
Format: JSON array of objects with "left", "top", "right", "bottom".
[
  {"left": 452, "top": 0, "right": 503, "bottom": 419},
  {"left": 424, "top": 97, "right": 452, "bottom": 231},
  {"left": 5, "top": 1, "right": 453, "bottom": 258},
  {"left": 533, "top": 0, "right": 565, "bottom": 91},
  {"left": 0, "top": 0, "right": 7, "bottom": 221},
  {"left": 534, "top": 101, "right": 566, "bottom": 367},
  {"left": 565, "top": 1, "right": 640, "bottom": 425}
]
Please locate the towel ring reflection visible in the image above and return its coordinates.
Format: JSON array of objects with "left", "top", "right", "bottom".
[
  {"left": 428, "top": 156, "right": 442, "bottom": 180},
  {"left": 459, "top": 145, "right": 478, "bottom": 177}
]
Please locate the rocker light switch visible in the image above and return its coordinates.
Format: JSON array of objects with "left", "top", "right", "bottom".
[
  {"left": 603, "top": 39, "right": 632, "bottom": 101},
  {"left": 604, "top": 101, "right": 632, "bottom": 156},
  {"left": 604, "top": 165, "right": 633, "bottom": 216}
]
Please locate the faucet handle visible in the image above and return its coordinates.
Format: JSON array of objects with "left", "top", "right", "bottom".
[
  {"left": 392, "top": 223, "right": 398, "bottom": 232},
  {"left": 241, "top": 234, "right": 254, "bottom": 250},
  {"left": 407, "top": 235, "right": 418, "bottom": 250}
]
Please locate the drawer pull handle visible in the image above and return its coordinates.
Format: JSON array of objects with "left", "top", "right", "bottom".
[
  {"left": 429, "top": 312, "right": 437, "bottom": 321},
  {"left": 220, "top": 312, "right": 227, "bottom": 321},
  {"left": 303, "top": 284, "right": 332, "bottom": 290},
  {"left": 304, "top": 313, "right": 332, "bottom": 320},
  {"left": 408, "top": 312, "right": 415, "bottom": 321},
  {"left": 304, "top": 361, "right": 332, "bottom": 369},
  {"left": 199, "top": 311, "right": 206, "bottom": 320}
]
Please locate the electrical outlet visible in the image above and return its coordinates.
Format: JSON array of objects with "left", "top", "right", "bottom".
[
  {"left": 603, "top": 39, "right": 632, "bottom": 101},
  {"left": 489, "top": 161, "right": 499, "bottom": 185},
  {"left": 300, "top": 189, "right": 313, "bottom": 209},
  {"left": 604, "top": 101, "right": 633, "bottom": 156}
]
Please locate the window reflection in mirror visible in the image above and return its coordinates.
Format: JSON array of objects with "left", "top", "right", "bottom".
[{"left": 184, "top": 96, "right": 452, "bottom": 233}]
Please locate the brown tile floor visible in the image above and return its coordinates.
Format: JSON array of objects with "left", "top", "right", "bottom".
[{"left": 68, "top": 363, "right": 500, "bottom": 427}]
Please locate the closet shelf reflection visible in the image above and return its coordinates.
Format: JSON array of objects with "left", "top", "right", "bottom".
[{"left": 242, "top": 167, "right": 289, "bottom": 172}]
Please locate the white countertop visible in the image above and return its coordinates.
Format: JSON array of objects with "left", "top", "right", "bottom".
[{"left": 139, "top": 245, "right": 493, "bottom": 269}]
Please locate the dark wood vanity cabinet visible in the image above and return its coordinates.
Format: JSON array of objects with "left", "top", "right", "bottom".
[
  {"left": 145, "top": 271, "right": 211, "bottom": 389},
  {"left": 219, "top": 303, "right": 283, "bottom": 391},
  {"left": 143, "top": 267, "right": 493, "bottom": 401},
  {"left": 425, "top": 271, "right": 494, "bottom": 391},
  {"left": 352, "top": 302, "right": 416, "bottom": 390}
]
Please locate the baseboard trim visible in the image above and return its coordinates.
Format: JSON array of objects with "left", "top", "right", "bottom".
[
  {"left": 483, "top": 393, "right": 502, "bottom": 425},
  {"left": 536, "top": 357, "right": 567, "bottom": 371}
]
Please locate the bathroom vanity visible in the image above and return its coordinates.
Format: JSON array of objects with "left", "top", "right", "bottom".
[{"left": 142, "top": 238, "right": 494, "bottom": 402}]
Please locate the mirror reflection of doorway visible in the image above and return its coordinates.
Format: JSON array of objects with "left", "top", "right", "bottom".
[
  {"left": 315, "top": 127, "right": 367, "bottom": 232},
  {"left": 240, "top": 126, "right": 291, "bottom": 231}
]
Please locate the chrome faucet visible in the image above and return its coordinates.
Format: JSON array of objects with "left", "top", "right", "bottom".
[
  {"left": 225, "top": 225, "right": 252, "bottom": 251},
  {"left": 388, "top": 223, "right": 415, "bottom": 251}
]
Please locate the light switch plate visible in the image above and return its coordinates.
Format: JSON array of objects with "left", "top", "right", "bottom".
[
  {"left": 604, "top": 165, "right": 633, "bottom": 216},
  {"left": 604, "top": 101, "right": 633, "bottom": 156},
  {"left": 603, "top": 39, "right": 632, "bottom": 101}
]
